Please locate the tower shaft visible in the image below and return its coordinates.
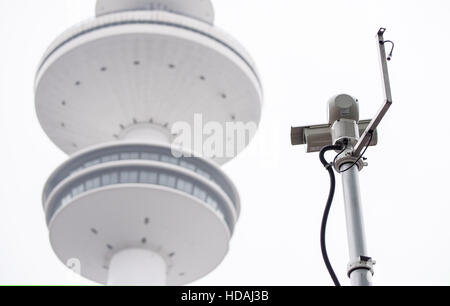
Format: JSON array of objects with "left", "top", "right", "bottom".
[{"left": 107, "top": 249, "right": 167, "bottom": 286}]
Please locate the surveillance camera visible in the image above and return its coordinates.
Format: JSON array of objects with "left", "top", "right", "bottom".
[{"left": 328, "top": 94, "right": 360, "bottom": 124}]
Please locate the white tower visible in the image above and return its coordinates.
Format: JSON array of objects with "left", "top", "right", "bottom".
[{"left": 35, "top": 0, "right": 263, "bottom": 285}]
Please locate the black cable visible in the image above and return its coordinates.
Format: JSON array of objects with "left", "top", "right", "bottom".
[
  {"left": 339, "top": 132, "right": 374, "bottom": 173},
  {"left": 382, "top": 40, "right": 395, "bottom": 61},
  {"left": 319, "top": 144, "right": 343, "bottom": 286},
  {"left": 333, "top": 140, "right": 348, "bottom": 167}
]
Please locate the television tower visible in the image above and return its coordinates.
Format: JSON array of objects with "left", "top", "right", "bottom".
[{"left": 35, "top": 0, "right": 262, "bottom": 285}]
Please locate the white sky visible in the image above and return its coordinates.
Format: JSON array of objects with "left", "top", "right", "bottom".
[{"left": 1, "top": 0, "right": 449, "bottom": 286}]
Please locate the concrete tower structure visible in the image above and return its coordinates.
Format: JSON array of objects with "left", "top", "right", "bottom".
[{"left": 35, "top": 0, "right": 263, "bottom": 285}]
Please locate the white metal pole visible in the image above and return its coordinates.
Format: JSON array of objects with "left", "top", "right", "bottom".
[
  {"left": 107, "top": 249, "right": 167, "bottom": 286},
  {"left": 340, "top": 164, "right": 373, "bottom": 286}
]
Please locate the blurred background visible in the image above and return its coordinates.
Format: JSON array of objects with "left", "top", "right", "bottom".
[{"left": 0, "top": 0, "right": 449, "bottom": 285}]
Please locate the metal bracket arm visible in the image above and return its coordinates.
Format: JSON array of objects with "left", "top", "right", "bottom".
[{"left": 353, "top": 28, "right": 393, "bottom": 156}]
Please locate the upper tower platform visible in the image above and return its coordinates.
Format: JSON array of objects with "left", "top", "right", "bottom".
[{"left": 35, "top": 0, "right": 262, "bottom": 164}]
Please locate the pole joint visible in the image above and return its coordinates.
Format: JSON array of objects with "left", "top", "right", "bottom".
[
  {"left": 347, "top": 256, "right": 376, "bottom": 278},
  {"left": 334, "top": 149, "right": 367, "bottom": 172}
]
